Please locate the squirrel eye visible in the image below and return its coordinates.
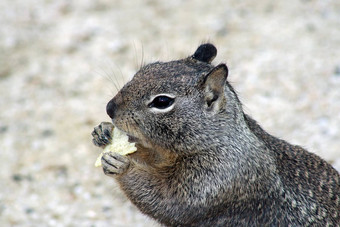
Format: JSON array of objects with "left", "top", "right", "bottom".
[{"left": 148, "top": 95, "right": 175, "bottom": 109}]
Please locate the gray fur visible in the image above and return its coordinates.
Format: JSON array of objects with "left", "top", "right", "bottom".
[{"left": 92, "top": 44, "right": 340, "bottom": 226}]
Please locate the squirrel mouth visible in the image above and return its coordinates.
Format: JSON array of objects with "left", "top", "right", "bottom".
[
  {"left": 112, "top": 123, "right": 139, "bottom": 144},
  {"left": 128, "top": 135, "right": 139, "bottom": 144}
]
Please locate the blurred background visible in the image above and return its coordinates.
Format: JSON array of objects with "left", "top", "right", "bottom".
[{"left": 0, "top": 0, "right": 339, "bottom": 226}]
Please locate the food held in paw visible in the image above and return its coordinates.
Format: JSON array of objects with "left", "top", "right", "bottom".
[{"left": 95, "top": 127, "right": 137, "bottom": 167}]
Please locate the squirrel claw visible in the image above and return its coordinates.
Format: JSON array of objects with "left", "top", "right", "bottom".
[
  {"left": 92, "top": 122, "right": 114, "bottom": 148},
  {"left": 102, "top": 152, "right": 130, "bottom": 176}
]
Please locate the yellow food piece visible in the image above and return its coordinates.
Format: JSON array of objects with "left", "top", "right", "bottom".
[{"left": 95, "top": 127, "right": 137, "bottom": 167}]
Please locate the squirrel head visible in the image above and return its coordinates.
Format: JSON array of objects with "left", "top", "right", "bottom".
[{"left": 106, "top": 44, "right": 243, "bottom": 154}]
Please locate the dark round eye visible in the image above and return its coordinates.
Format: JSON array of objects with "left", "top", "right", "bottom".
[{"left": 148, "top": 95, "right": 175, "bottom": 109}]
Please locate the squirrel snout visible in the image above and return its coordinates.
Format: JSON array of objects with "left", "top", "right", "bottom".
[{"left": 106, "top": 99, "right": 117, "bottom": 119}]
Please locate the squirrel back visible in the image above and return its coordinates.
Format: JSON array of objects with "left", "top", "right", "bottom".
[
  {"left": 245, "top": 114, "right": 339, "bottom": 225},
  {"left": 94, "top": 43, "right": 340, "bottom": 226}
]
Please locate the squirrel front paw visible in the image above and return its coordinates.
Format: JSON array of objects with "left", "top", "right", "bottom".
[
  {"left": 102, "top": 152, "right": 130, "bottom": 176},
  {"left": 91, "top": 122, "right": 114, "bottom": 148}
]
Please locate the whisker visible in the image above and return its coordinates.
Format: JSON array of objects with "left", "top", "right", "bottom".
[
  {"left": 106, "top": 60, "right": 123, "bottom": 91},
  {"left": 101, "top": 60, "right": 122, "bottom": 93},
  {"left": 140, "top": 42, "right": 145, "bottom": 70},
  {"left": 92, "top": 67, "right": 119, "bottom": 97},
  {"left": 113, "top": 62, "right": 127, "bottom": 86},
  {"left": 133, "top": 41, "right": 139, "bottom": 71}
]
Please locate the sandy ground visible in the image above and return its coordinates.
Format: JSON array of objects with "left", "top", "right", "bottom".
[{"left": 0, "top": 0, "right": 339, "bottom": 226}]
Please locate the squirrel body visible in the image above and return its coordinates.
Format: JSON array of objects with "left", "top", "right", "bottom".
[{"left": 92, "top": 44, "right": 340, "bottom": 226}]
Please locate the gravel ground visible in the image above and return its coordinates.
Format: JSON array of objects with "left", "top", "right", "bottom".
[{"left": 0, "top": 0, "right": 339, "bottom": 226}]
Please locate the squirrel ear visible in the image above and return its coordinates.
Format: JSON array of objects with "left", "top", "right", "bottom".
[
  {"left": 201, "top": 64, "right": 228, "bottom": 112},
  {"left": 192, "top": 43, "right": 217, "bottom": 63}
]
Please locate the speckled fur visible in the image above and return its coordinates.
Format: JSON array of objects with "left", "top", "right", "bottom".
[{"left": 93, "top": 44, "right": 340, "bottom": 226}]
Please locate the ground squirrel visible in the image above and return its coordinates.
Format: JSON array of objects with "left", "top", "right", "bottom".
[{"left": 92, "top": 44, "right": 340, "bottom": 226}]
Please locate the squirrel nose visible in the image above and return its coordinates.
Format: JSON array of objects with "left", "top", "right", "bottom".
[{"left": 106, "top": 99, "right": 117, "bottom": 119}]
